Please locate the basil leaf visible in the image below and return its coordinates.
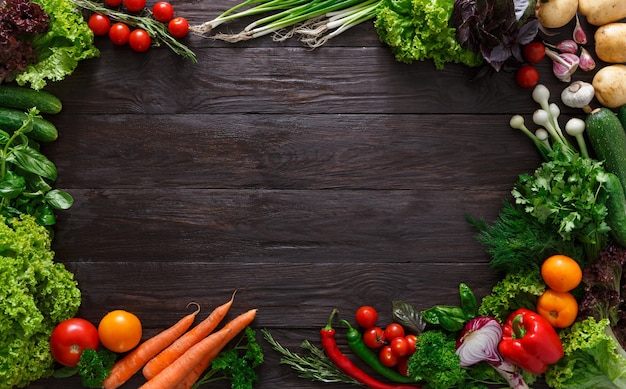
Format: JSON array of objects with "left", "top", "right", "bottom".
[
  {"left": 0, "top": 171, "right": 26, "bottom": 199},
  {"left": 9, "top": 145, "right": 57, "bottom": 181},
  {"left": 45, "top": 189, "right": 74, "bottom": 210},
  {"left": 392, "top": 301, "right": 426, "bottom": 334}
]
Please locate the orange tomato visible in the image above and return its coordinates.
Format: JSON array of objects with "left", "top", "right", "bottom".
[
  {"left": 540, "top": 254, "right": 582, "bottom": 292},
  {"left": 98, "top": 310, "right": 142, "bottom": 352},
  {"left": 536, "top": 289, "right": 578, "bottom": 328}
]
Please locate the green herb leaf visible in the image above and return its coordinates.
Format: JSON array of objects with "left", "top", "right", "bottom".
[
  {"left": 0, "top": 171, "right": 26, "bottom": 199},
  {"left": 45, "top": 189, "right": 74, "bottom": 209},
  {"left": 391, "top": 300, "right": 426, "bottom": 334},
  {"left": 9, "top": 145, "right": 57, "bottom": 180}
]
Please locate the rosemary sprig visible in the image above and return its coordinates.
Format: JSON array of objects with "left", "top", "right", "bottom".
[
  {"left": 261, "top": 329, "right": 362, "bottom": 386},
  {"left": 70, "top": 0, "right": 197, "bottom": 62}
]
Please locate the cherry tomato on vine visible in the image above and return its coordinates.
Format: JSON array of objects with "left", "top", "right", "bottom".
[
  {"left": 384, "top": 323, "right": 405, "bottom": 340},
  {"left": 363, "top": 326, "right": 386, "bottom": 349},
  {"left": 379, "top": 345, "right": 399, "bottom": 367},
  {"left": 355, "top": 305, "right": 378, "bottom": 328},
  {"left": 168, "top": 16, "right": 189, "bottom": 39},
  {"left": 109, "top": 22, "right": 131, "bottom": 45},
  {"left": 104, "top": 0, "right": 122, "bottom": 7},
  {"left": 516, "top": 65, "right": 539, "bottom": 89},
  {"left": 49, "top": 318, "right": 99, "bottom": 367},
  {"left": 152, "top": 1, "right": 175, "bottom": 22},
  {"left": 88, "top": 13, "right": 111, "bottom": 36},
  {"left": 124, "top": 0, "right": 146, "bottom": 12},
  {"left": 523, "top": 42, "right": 546, "bottom": 63},
  {"left": 98, "top": 310, "right": 142, "bottom": 353},
  {"left": 405, "top": 334, "right": 417, "bottom": 355},
  {"left": 389, "top": 336, "right": 409, "bottom": 358},
  {"left": 129, "top": 29, "right": 151, "bottom": 52}
]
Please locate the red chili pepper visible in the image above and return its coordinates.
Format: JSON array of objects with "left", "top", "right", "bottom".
[
  {"left": 320, "top": 309, "right": 421, "bottom": 389},
  {"left": 498, "top": 308, "right": 564, "bottom": 374}
]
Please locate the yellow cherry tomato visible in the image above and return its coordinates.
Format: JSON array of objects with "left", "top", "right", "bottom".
[
  {"left": 98, "top": 310, "right": 142, "bottom": 353},
  {"left": 541, "top": 254, "right": 582, "bottom": 292},
  {"left": 536, "top": 289, "right": 578, "bottom": 328}
]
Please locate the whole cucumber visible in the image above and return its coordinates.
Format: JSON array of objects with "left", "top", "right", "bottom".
[
  {"left": 619, "top": 104, "right": 626, "bottom": 130},
  {"left": 0, "top": 85, "right": 62, "bottom": 114},
  {"left": 585, "top": 107, "right": 626, "bottom": 194},
  {"left": 0, "top": 107, "right": 58, "bottom": 142},
  {"left": 604, "top": 172, "right": 626, "bottom": 247}
]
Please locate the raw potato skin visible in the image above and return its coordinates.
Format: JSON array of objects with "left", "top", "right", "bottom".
[
  {"left": 534, "top": 0, "right": 578, "bottom": 28},
  {"left": 595, "top": 23, "right": 626, "bottom": 63},
  {"left": 579, "top": 0, "right": 626, "bottom": 26},
  {"left": 593, "top": 65, "right": 626, "bottom": 109}
]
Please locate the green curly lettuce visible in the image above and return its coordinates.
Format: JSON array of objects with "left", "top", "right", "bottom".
[
  {"left": 478, "top": 269, "right": 545, "bottom": 322},
  {"left": 545, "top": 317, "right": 626, "bottom": 389},
  {"left": 0, "top": 215, "right": 81, "bottom": 388},
  {"left": 374, "top": 0, "right": 482, "bottom": 69},
  {"left": 15, "top": 0, "right": 99, "bottom": 90}
]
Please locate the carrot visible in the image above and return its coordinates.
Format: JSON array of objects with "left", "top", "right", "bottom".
[
  {"left": 142, "top": 291, "right": 236, "bottom": 380},
  {"left": 139, "top": 309, "right": 258, "bottom": 389},
  {"left": 101, "top": 302, "right": 201, "bottom": 389},
  {"left": 174, "top": 308, "right": 258, "bottom": 389}
]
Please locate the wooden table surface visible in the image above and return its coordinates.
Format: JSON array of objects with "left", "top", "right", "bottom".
[{"left": 27, "top": 2, "right": 603, "bottom": 388}]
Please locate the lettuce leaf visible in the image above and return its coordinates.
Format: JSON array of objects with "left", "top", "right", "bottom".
[{"left": 15, "top": 0, "right": 99, "bottom": 90}]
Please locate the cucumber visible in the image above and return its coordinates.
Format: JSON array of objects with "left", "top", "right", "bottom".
[
  {"left": 604, "top": 172, "right": 626, "bottom": 247},
  {"left": 0, "top": 85, "right": 62, "bottom": 114},
  {"left": 585, "top": 107, "right": 626, "bottom": 193},
  {"left": 619, "top": 104, "right": 626, "bottom": 130},
  {"left": 0, "top": 107, "right": 58, "bottom": 142}
]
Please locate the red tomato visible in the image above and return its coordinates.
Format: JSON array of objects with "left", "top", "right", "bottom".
[
  {"left": 362, "top": 326, "right": 386, "bottom": 349},
  {"left": 124, "top": 0, "right": 146, "bottom": 12},
  {"left": 397, "top": 357, "right": 410, "bottom": 376},
  {"left": 389, "top": 336, "right": 409, "bottom": 358},
  {"left": 378, "top": 345, "right": 399, "bottom": 367},
  {"left": 523, "top": 42, "right": 546, "bottom": 63},
  {"left": 405, "top": 334, "right": 417, "bottom": 355},
  {"left": 49, "top": 318, "right": 99, "bottom": 367},
  {"left": 152, "top": 1, "right": 174, "bottom": 22},
  {"left": 129, "top": 29, "right": 151, "bottom": 52},
  {"left": 384, "top": 323, "right": 405, "bottom": 340},
  {"left": 109, "top": 22, "right": 131, "bottom": 45},
  {"left": 168, "top": 17, "right": 189, "bottom": 39},
  {"left": 516, "top": 65, "right": 539, "bottom": 89},
  {"left": 88, "top": 13, "right": 111, "bottom": 36},
  {"left": 104, "top": 0, "right": 122, "bottom": 7},
  {"left": 355, "top": 305, "right": 378, "bottom": 328}
]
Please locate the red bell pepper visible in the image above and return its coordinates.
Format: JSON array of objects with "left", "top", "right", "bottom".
[{"left": 498, "top": 308, "right": 564, "bottom": 374}]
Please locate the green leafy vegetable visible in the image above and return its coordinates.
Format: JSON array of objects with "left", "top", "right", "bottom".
[
  {"left": 391, "top": 300, "right": 426, "bottom": 334},
  {"left": 0, "top": 108, "right": 73, "bottom": 226},
  {"left": 374, "top": 0, "right": 482, "bottom": 69},
  {"left": 467, "top": 199, "right": 585, "bottom": 274},
  {"left": 407, "top": 329, "right": 466, "bottom": 389},
  {"left": 545, "top": 317, "right": 626, "bottom": 389},
  {"left": 0, "top": 214, "right": 81, "bottom": 388},
  {"left": 14, "top": 0, "right": 99, "bottom": 90},
  {"left": 77, "top": 349, "right": 117, "bottom": 388},
  {"left": 192, "top": 327, "right": 264, "bottom": 389},
  {"left": 478, "top": 269, "right": 545, "bottom": 322}
]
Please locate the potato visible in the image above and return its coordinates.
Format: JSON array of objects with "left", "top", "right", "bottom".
[
  {"left": 534, "top": 0, "right": 578, "bottom": 29},
  {"left": 595, "top": 23, "right": 626, "bottom": 63},
  {"left": 579, "top": 0, "right": 626, "bottom": 26},
  {"left": 593, "top": 65, "right": 626, "bottom": 108}
]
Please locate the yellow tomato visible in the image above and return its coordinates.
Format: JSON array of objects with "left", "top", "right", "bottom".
[
  {"left": 541, "top": 254, "right": 583, "bottom": 292},
  {"left": 536, "top": 289, "right": 578, "bottom": 328},
  {"left": 98, "top": 310, "right": 142, "bottom": 353}
]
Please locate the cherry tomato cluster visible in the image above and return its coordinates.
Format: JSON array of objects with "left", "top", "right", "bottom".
[
  {"left": 87, "top": 0, "right": 189, "bottom": 54},
  {"left": 515, "top": 41, "right": 545, "bottom": 89},
  {"left": 355, "top": 305, "right": 417, "bottom": 376},
  {"left": 49, "top": 310, "right": 142, "bottom": 367}
]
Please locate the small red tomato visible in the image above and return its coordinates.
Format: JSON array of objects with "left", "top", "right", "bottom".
[
  {"left": 129, "top": 29, "right": 151, "bottom": 52},
  {"left": 397, "top": 357, "right": 410, "bottom": 376},
  {"left": 88, "top": 13, "right": 111, "bottom": 36},
  {"left": 355, "top": 305, "right": 378, "bottom": 328},
  {"left": 405, "top": 334, "right": 417, "bottom": 355},
  {"left": 363, "top": 326, "right": 386, "bottom": 349},
  {"left": 384, "top": 323, "right": 405, "bottom": 340},
  {"left": 104, "top": 0, "right": 122, "bottom": 7},
  {"left": 168, "top": 16, "right": 189, "bottom": 39},
  {"left": 379, "top": 345, "right": 399, "bottom": 367},
  {"left": 124, "top": 0, "right": 146, "bottom": 12},
  {"left": 389, "top": 336, "right": 409, "bottom": 358},
  {"left": 523, "top": 42, "right": 546, "bottom": 63},
  {"left": 49, "top": 318, "right": 99, "bottom": 367},
  {"left": 109, "top": 22, "right": 131, "bottom": 45},
  {"left": 152, "top": 1, "right": 175, "bottom": 22},
  {"left": 516, "top": 65, "right": 539, "bottom": 89}
]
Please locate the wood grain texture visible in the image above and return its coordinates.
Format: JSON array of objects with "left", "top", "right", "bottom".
[{"left": 23, "top": 2, "right": 613, "bottom": 388}]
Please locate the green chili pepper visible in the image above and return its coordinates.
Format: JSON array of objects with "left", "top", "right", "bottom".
[
  {"left": 340, "top": 320, "right": 416, "bottom": 384},
  {"left": 459, "top": 283, "right": 478, "bottom": 318}
]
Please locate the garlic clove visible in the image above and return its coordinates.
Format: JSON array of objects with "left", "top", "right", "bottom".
[
  {"left": 573, "top": 13, "right": 587, "bottom": 45},
  {"left": 579, "top": 47, "right": 596, "bottom": 72}
]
